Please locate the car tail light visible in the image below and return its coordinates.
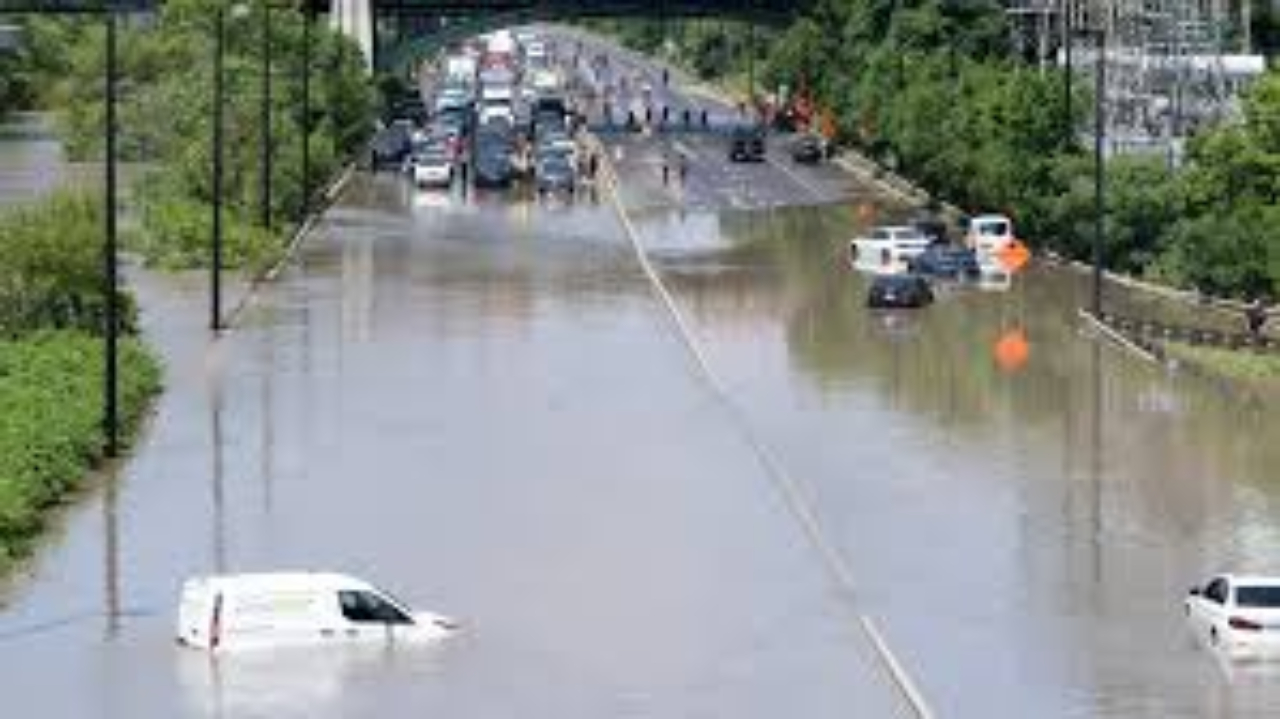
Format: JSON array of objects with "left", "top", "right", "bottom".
[{"left": 1230, "top": 616, "right": 1263, "bottom": 631}]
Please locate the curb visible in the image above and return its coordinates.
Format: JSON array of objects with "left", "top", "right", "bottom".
[{"left": 220, "top": 161, "right": 358, "bottom": 331}]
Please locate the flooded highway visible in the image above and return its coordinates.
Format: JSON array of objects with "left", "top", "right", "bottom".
[{"left": 4, "top": 56, "right": 1280, "bottom": 718}]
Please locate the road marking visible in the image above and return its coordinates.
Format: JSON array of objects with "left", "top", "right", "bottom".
[
  {"left": 766, "top": 151, "right": 833, "bottom": 203},
  {"left": 593, "top": 133, "right": 937, "bottom": 719}
]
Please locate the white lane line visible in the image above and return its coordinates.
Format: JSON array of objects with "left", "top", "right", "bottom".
[
  {"left": 593, "top": 135, "right": 937, "bottom": 719},
  {"left": 861, "top": 617, "right": 938, "bottom": 719},
  {"left": 766, "top": 151, "right": 833, "bottom": 203}
]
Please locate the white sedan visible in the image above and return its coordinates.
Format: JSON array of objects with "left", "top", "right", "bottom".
[
  {"left": 412, "top": 148, "right": 454, "bottom": 189},
  {"left": 1186, "top": 573, "right": 1280, "bottom": 659}
]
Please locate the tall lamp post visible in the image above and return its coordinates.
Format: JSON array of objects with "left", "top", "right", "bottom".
[
  {"left": 1089, "top": 27, "right": 1105, "bottom": 316},
  {"left": 211, "top": 6, "right": 225, "bottom": 331},
  {"left": 259, "top": 0, "right": 273, "bottom": 230},
  {"left": 301, "top": 1, "right": 313, "bottom": 219},
  {"left": 104, "top": 8, "right": 120, "bottom": 456}
]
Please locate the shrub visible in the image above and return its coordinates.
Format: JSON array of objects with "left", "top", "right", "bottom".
[{"left": 0, "top": 332, "right": 161, "bottom": 566}]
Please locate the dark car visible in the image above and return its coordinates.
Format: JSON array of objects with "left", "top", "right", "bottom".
[
  {"left": 728, "top": 126, "right": 766, "bottom": 162},
  {"left": 907, "top": 244, "right": 980, "bottom": 280},
  {"left": 535, "top": 151, "right": 576, "bottom": 196},
  {"left": 866, "top": 274, "right": 935, "bottom": 309},
  {"left": 369, "top": 122, "right": 413, "bottom": 171},
  {"left": 473, "top": 140, "right": 514, "bottom": 188},
  {"left": 791, "top": 133, "right": 828, "bottom": 164}
]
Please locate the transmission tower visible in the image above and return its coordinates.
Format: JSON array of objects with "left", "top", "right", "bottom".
[{"left": 1006, "top": 0, "right": 1262, "bottom": 159}]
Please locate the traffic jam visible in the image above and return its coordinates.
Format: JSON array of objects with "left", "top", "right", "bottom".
[{"left": 369, "top": 28, "right": 600, "bottom": 201}]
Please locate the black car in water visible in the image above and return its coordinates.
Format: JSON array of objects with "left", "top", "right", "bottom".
[
  {"left": 866, "top": 274, "right": 935, "bottom": 309},
  {"left": 728, "top": 125, "right": 766, "bottom": 162},
  {"left": 907, "top": 244, "right": 981, "bottom": 280}
]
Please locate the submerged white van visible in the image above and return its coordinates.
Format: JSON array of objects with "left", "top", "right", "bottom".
[{"left": 176, "top": 572, "right": 457, "bottom": 652}]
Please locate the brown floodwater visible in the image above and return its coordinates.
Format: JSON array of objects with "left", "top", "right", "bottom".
[{"left": 1, "top": 110, "right": 1278, "bottom": 717}]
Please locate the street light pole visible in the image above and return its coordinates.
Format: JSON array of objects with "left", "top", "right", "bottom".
[
  {"left": 259, "top": 0, "right": 272, "bottom": 230},
  {"left": 1092, "top": 28, "right": 1106, "bottom": 316},
  {"left": 211, "top": 6, "right": 225, "bottom": 331},
  {"left": 1063, "top": 0, "right": 1073, "bottom": 148},
  {"left": 103, "top": 9, "right": 120, "bottom": 457},
  {"left": 301, "top": 3, "right": 312, "bottom": 218}
]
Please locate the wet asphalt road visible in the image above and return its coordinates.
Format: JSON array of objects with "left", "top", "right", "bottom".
[{"left": 2, "top": 30, "right": 1280, "bottom": 718}]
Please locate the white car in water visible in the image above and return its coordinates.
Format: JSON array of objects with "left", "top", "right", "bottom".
[
  {"left": 1186, "top": 574, "right": 1280, "bottom": 659},
  {"left": 849, "top": 225, "right": 932, "bottom": 272},
  {"left": 176, "top": 572, "right": 457, "bottom": 652}
]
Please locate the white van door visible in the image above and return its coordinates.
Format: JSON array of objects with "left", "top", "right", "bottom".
[{"left": 335, "top": 589, "right": 416, "bottom": 643}]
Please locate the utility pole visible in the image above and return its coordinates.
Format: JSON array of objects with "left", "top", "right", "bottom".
[
  {"left": 103, "top": 10, "right": 120, "bottom": 456},
  {"left": 211, "top": 6, "right": 225, "bottom": 332}
]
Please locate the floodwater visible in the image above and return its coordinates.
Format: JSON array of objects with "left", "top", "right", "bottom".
[
  {"left": 1, "top": 110, "right": 1279, "bottom": 717},
  {"left": 0, "top": 113, "right": 67, "bottom": 208}
]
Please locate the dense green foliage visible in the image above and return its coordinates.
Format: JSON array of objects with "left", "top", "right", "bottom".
[
  {"left": 0, "top": 332, "right": 160, "bottom": 567},
  {"left": 611, "top": 4, "right": 1280, "bottom": 300},
  {"left": 0, "top": 191, "right": 138, "bottom": 337},
  {"left": 18, "top": 0, "right": 374, "bottom": 269}
]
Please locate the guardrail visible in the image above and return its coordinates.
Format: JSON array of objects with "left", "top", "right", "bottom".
[{"left": 1095, "top": 310, "right": 1278, "bottom": 354}]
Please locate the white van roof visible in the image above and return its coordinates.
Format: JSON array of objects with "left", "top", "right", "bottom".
[{"left": 185, "top": 571, "right": 376, "bottom": 595}]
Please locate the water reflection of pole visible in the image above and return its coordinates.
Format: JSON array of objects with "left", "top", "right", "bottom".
[
  {"left": 260, "top": 325, "right": 275, "bottom": 516},
  {"left": 102, "top": 467, "right": 121, "bottom": 639},
  {"left": 211, "top": 379, "right": 227, "bottom": 573},
  {"left": 1089, "top": 339, "right": 1103, "bottom": 587}
]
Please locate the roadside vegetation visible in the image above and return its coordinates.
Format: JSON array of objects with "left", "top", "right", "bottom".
[
  {"left": 603, "top": 4, "right": 1280, "bottom": 302},
  {"left": 13, "top": 0, "right": 375, "bottom": 271},
  {"left": 1164, "top": 342, "right": 1280, "bottom": 387},
  {"left": 0, "top": 193, "right": 162, "bottom": 570}
]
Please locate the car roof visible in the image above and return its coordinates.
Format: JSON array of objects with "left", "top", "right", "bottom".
[
  {"left": 186, "top": 571, "right": 374, "bottom": 594},
  {"left": 1217, "top": 573, "right": 1280, "bottom": 586}
]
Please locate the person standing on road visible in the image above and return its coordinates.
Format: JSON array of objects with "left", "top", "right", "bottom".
[{"left": 1246, "top": 297, "right": 1271, "bottom": 337}]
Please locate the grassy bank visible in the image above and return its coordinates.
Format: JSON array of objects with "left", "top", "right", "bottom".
[
  {"left": 1165, "top": 342, "right": 1280, "bottom": 388},
  {"left": 0, "top": 332, "right": 161, "bottom": 569}
]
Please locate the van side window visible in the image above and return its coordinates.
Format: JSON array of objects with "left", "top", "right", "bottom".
[{"left": 338, "top": 590, "right": 413, "bottom": 624}]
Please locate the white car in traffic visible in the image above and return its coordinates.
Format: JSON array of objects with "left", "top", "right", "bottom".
[
  {"left": 411, "top": 147, "right": 454, "bottom": 189},
  {"left": 177, "top": 572, "right": 457, "bottom": 652},
  {"left": 1186, "top": 573, "right": 1280, "bottom": 659}
]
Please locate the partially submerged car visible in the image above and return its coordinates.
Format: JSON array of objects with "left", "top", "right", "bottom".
[
  {"left": 850, "top": 225, "right": 932, "bottom": 270},
  {"left": 908, "top": 244, "right": 981, "bottom": 280},
  {"left": 176, "top": 572, "right": 457, "bottom": 652},
  {"left": 1186, "top": 573, "right": 1280, "bottom": 660},
  {"left": 866, "top": 273, "right": 935, "bottom": 309}
]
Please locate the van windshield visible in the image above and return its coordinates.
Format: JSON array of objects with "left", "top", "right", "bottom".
[{"left": 339, "top": 590, "right": 414, "bottom": 624}]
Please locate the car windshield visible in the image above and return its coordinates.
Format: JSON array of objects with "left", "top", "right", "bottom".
[
  {"left": 1236, "top": 585, "right": 1280, "bottom": 607},
  {"left": 541, "top": 156, "right": 571, "bottom": 172},
  {"left": 978, "top": 221, "right": 1010, "bottom": 236}
]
